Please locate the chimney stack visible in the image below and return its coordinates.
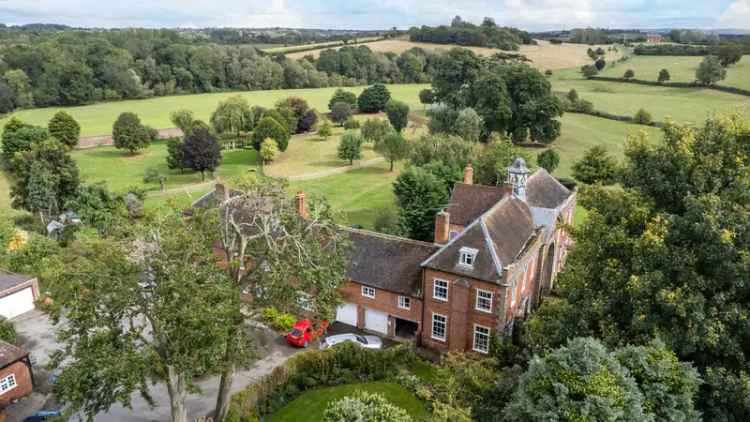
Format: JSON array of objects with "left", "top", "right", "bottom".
[
  {"left": 295, "top": 191, "right": 308, "bottom": 219},
  {"left": 215, "top": 181, "right": 230, "bottom": 203},
  {"left": 463, "top": 163, "right": 473, "bottom": 185},
  {"left": 434, "top": 210, "right": 450, "bottom": 245}
]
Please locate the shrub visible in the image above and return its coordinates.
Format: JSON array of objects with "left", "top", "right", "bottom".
[
  {"left": 337, "top": 131, "right": 364, "bottom": 165},
  {"left": 343, "top": 117, "right": 360, "bottom": 130},
  {"left": 624, "top": 69, "right": 635, "bottom": 80},
  {"left": 324, "top": 391, "right": 412, "bottom": 422},
  {"left": 261, "top": 307, "right": 296, "bottom": 331},
  {"left": 318, "top": 120, "right": 333, "bottom": 140},
  {"left": 581, "top": 64, "right": 598, "bottom": 79},
  {"left": 658, "top": 69, "right": 671, "bottom": 84},
  {"left": 633, "top": 108, "right": 653, "bottom": 125},
  {"left": 328, "top": 89, "right": 358, "bottom": 111},
  {"left": 260, "top": 138, "right": 280, "bottom": 164},
  {"left": 537, "top": 149, "right": 560, "bottom": 174},
  {"left": 358, "top": 84, "right": 391, "bottom": 113},
  {"left": 253, "top": 116, "right": 290, "bottom": 151},
  {"left": 566, "top": 89, "right": 579, "bottom": 103},
  {"left": 454, "top": 108, "right": 483, "bottom": 143},
  {"left": 360, "top": 119, "right": 393, "bottom": 144},
  {"left": 298, "top": 109, "right": 318, "bottom": 132},
  {"left": 595, "top": 58, "right": 606, "bottom": 71},
  {"left": 166, "top": 137, "right": 185, "bottom": 173},
  {"left": 330, "top": 102, "right": 353, "bottom": 125},
  {"left": 0, "top": 317, "right": 17, "bottom": 344},
  {"left": 572, "top": 145, "right": 619, "bottom": 185},
  {"left": 545, "top": 69, "right": 553, "bottom": 76},
  {"left": 143, "top": 167, "right": 166, "bottom": 190},
  {"left": 418, "top": 89, "right": 434, "bottom": 107}
]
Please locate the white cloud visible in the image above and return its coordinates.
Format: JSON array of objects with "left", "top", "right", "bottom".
[{"left": 719, "top": 0, "right": 750, "bottom": 28}]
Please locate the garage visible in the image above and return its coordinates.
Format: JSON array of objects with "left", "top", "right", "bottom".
[
  {"left": 335, "top": 303, "right": 358, "bottom": 327},
  {"left": 0, "top": 271, "right": 39, "bottom": 320},
  {"left": 364, "top": 308, "right": 389, "bottom": 335}
]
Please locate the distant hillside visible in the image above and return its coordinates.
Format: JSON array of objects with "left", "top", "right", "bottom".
[{"left": 407, "top": 16, "right": 533, "bottom": 51}]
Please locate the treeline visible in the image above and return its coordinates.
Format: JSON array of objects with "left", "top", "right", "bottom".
[
  {"left": 634, "top": 41, "right": 750, "bottom": 56},
  {"left": 408, "top": 16, "right": 532, "bottom": 50},
  {"left": 0, "top": 29, "right": 437, "bottom": 113},
  {"left": 202, "top": 28, "right": 389, "bottom": 45}
]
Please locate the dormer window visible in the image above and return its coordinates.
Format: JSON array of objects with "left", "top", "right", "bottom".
[{"left": 459, "top": 247, "right": 478, "bottom": 268}]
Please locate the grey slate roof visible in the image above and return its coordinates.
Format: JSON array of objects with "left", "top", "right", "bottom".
[
  {"left": 0, "top": 340, "right": 28, "bottom": 368},
  {"left": 447, "top": 183, "right": 510, "bottom": 226},
  {"left": 345, "top": 229, "right": 439, "bottom": 295},
  {"left": 526, "top": 169, "right": 572, "bottom": 209},
  {"left": 422, "top": 197, "right": 536, "bottom": 283},
  {"left": 0, "top": 270, "right": 34, "bottom": 295}
]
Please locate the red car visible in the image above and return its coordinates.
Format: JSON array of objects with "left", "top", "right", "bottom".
[{"left": 286, "top": 319, "right": 329, "bottom": 348}]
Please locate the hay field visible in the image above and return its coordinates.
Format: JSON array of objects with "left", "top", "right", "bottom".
[{"left": 287, "top": 39, "right": 620, "bottom": 70}]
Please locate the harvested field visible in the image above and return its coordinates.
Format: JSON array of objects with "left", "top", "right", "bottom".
[{"left": 287, "top": 39, "right": 621, "bottom": 70}]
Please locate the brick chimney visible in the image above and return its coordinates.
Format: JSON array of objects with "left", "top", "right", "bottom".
[
  {"left": 215, "top": 181, "right": 230, "bottom": 203},
  {"left": 463, "top": 163, "right": 473, "bottom": 185},
  {"left": 434, "top": 210, "right": 450, "bottom": 245},
  {"left": 296, "top": 191, "right": 308, "bottom": 219}
]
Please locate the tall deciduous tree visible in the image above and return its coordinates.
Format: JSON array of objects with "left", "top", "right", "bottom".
[
  {"left": 330, "top": 102, "right": 353, "bottom": 125},
  {"left": 210, "top": 96, "right": 253, "bottom": 149},
  {"left": 360, "top": 118, "right": 393, "bottom": 144},
  {"left": 337, "top": 131, "right": 364, "bottom": 165},
  {"left": 48, "top": 111, "right": 81, "bottom": 149},
  {"left": 169, "top": 109, "right": 196, "bottom": 136},
  {"left": 393, "top": 166, "right": 449, "bottom": 241},
  {"left": 3, "top": 69, "right": 33, "bottom": 108},
  {"left": 695, "top": 56, "right": 726, "bottom": 86},
  {"left": 47, "top": 211, "right": 241, "bottom": 422},
  {"left": 211, "top": 178, "right": 349, "bottom": 421},
  {"left": 183, "top": 127, "right": 222, "bottom": 181},
  {"left": 1, "top": 117, "right": 49, "bottom": 166},
  {"left": 113, "top": 112, "right": 150, "bottom": 155},
  {"left": 385, "top": 99, "right": 410, "bottom": 133},
  {"left": 252, "top": 116, "right": 289, "bottom": 151},
  {"left": 454, "top": 108, "right": 483, "bottom": 143},
  {"left": 357, "top": 84, "right": 391, "bottom": 113},
  {"left": 375, "top": 132, "right": 408, "bottom": 171}
]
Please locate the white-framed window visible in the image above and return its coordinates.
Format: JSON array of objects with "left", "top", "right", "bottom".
[
  {"left": 475, "top": 289, "right": 493, "bottom": 312},
  {"left": 431, "top": 313, "right": 447, "bottom": 341},
  {"left": 473, "top": 324, "right": 491, "bottom": 354},
  {"left": 361, "top": 286, "right": 375, "bottom": 299},
  {"left": 0, "top": 374, "right": 17, "bottom": 394},
  {"left": 459, "top": 247, "right": 478, "bottom": 267},
  {"left": 433, "top": 279, "right": 449, "bottom": 301},
  {"left": 398, "top": 296, "right": 411, "bottom": 310}
]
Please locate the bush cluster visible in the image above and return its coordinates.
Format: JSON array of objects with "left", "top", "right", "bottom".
[{"left": 260, "top": 307, "right": 296, "bottom": 332}]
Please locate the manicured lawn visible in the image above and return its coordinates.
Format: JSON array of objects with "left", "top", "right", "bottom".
[
  {"left": 550, "top": 67, "right": 750, "bottom": 126},
  {"left": 267, "top": 382, "right": 429, "bottom": 422},
  {"left": 73, "top": 140, "right": 259, "bottom": 193},
  {"left": 597, "top": 55, "right": 750, "bottom": 91},
  {"left": 1, "top": 84, "right": 429, "bottom": 137}
]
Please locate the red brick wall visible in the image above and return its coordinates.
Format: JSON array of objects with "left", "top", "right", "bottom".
[
  {"left": 340, "top": 281, "right": 423, "bottom": 337},
  {"left": 0, "top": 361, "right": 32, "bottom": 407},
  {"left": 420, "top": 269, "right": 504, "bottom": 353}
]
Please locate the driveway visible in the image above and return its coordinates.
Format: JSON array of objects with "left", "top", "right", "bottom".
[{"left": 8, "top": 310, "right": 304, "bottom": 422}]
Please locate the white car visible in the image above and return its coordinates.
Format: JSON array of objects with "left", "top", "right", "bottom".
[{"left": 320, "top": 333, "right": 383, "bottom": 350}]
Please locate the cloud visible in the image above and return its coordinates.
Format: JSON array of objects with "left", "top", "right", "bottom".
[{"left": 719, "top": 0, "right": 750, "bottom": 28}]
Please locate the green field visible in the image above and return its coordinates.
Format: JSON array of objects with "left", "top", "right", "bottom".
[
  {"left": 267, "top": 382, "right": 429, "bottom": 422},
  {"left": 1, "top": 84, "right": 429, "bottom": 137},
  {"left": 597, "top": 55, "right": 750, "bottom": 90},
  {"left": 551, "top": 67, "right": 750, "bottom": 125},
  {"left": 262, "top": 37, "right": 381, "bottom": 54}
]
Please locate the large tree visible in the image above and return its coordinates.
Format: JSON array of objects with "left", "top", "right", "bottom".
[
  {"left": 695, "top": 56, "right": 726, "bottom": 86},
  {"left": 385, "top": 99, "right": 410, "bottom": 133},
  {"left": 524, "top": 114, "right": 750, "bottom": 419},
  {"left": 48, "top": 111, "right": 81, "bottom": 149},
  {"left": 47, "top": 211, "right": 240, "bottom": 422},
  {"left": 375, "top": 132, "right": 408, "bottom": 172},
  {"left": 337, "top": 131, "right": 364, "bottom": 165},
  {"left": 210, "top": 177, "right": 349, "bottom": 421},
  {"left": 357, "top": 84, "right": 391, "bottom": 113},
  {"left": 393, "top": 166, "right": 449, "bottom": 241},
  {"left": 210, "top": 96, "right": 253, "bottom": 149},
  {"left": 1, "top": 117, "right": 49, "bottom": 166},
  {"left": 182, "top": 127, "right": 222, "bottom": 180},
  {"left": 113, "top": 112, "right": 150, "bottom": 154}
]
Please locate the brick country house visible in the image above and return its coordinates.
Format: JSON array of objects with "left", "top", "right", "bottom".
[
  {"left": 195, "top": 157, "right": 575, "bottom": 354},
  {"left": 0, "top": 341, "right": 34, "bottom": 408},
  {"left": 335, "top": 158, "right": 575, "bottom": 353}
]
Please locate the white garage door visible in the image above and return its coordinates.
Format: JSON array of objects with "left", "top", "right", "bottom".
[
  {"left": 0, "top": 287, "right": 35, "bottom": 319},
  {"left": 364, "top": 308, "right": 389, "bottom": 335},
  {"left": 336, "top": 303, "right": 358, "bottom": 326}
]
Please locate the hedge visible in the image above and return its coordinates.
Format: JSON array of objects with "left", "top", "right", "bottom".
[
  {"left": 228, "top": 343, "right": 417, "bottom": 421},
  {"left": 588, "top": 76, "right": 750, "bottom": 98}
]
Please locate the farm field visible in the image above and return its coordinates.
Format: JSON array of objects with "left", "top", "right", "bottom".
[
  {"left": 1, "top": 84, "right": 429, "bottom": 137},
  {"left": 267, "top": 382, "right": 429, "bottom": 422},
  {"left": 262, "top": 36, "right": 382, "bottom": 54},
  {"left": 598, "top": 54, "right": 750, "bottom": 90},
  {"left": 286, "top": 39, "right": 621, "bottom": 70},
  {"left": 550, "top": 67, "right": 750, "bottom": 125}
]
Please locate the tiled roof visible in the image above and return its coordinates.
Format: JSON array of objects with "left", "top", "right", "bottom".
[
  {"left": 422, "top": 197, "right": 537, "bottom": 283},
  {"left": 0, "top": 270, "right": 34, "bottom": 295},
  {"left": 345, "top": 229, "right": 439, "bottom": 295},
  {"left": 526, "top": 169, "right": 572, "bottom": 209},
  {"left": 0, "top": 340, "right": 28, "bottom": 368},
  {"left": 447, "top": 183, "right": 510, "bottom": 226}
]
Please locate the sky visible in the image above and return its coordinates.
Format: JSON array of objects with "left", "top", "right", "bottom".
[{"left": 0, "top": 0, "right": 748, "bottom": 31}]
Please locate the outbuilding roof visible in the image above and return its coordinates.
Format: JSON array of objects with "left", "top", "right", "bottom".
[
  {"left": 345, "top": 229, "right": 439, "bottom": 295},
  {"left": 0, "top": 270, "right": 35, "bottom": 295},
  {"left": 0, "top": 340, "right": 28, "bottom": 368}
]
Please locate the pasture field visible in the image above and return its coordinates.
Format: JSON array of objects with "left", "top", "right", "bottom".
[
  {"left": 286, "top": 39, "right": 621, "bottom": 71},
  {"left": 598, "top": 55, "right": 750, "bottom": 90},
  {"left": 1, "top": 84, "right": 429, "bottom": 137},
  {"left": 261, "top": 37, "right": 382, "bottom": 54},
  {"left": 550, "top": 67, "right": 750, "bottom": 125}
]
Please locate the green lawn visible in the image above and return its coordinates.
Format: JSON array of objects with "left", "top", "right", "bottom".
[
  {"left": 597, "top": 55, "right": 750, "bottom": 90},
  {"left": 2, "top": 84, "right": 429, "bottom": 137},
  {"left": 73, "top": 140, "right": 259, "bottom": 193},
  {"left": 267, "top": 382, "right": 429, "bottom": 422},
  {"left": 551, "top": 67, "right": 750, "bottom": 126}
]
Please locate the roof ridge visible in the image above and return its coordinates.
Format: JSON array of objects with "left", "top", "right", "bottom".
[
  {"left": 479, "top": 218, "right": 504, "bottom": 277},
  {"left": 530, "top": 168, "right": 570, "bottom": 194},
  {"left": 342, "top": 226, "right": 438, "bottom": 249}
]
